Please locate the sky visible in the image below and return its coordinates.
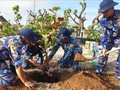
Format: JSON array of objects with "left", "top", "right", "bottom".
[{"left": 0, "top": 0, "right": 120, "bottom": 28}]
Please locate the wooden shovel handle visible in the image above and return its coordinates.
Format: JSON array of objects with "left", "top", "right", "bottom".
[
  {"left": 91, "top": 47, "right": 120, "bottom": 61},
  {"left": 100, "top": 47, "right": 120, "bottom": 57}
]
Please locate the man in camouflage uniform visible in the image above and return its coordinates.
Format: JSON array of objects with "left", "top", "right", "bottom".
[
  {"left": 94, "top": 0, "right": 120, "bottom": 80},
  {"left": 0, "top": 28, "right": 36, "bottom": 87},
  {"left": 21, "top": 33, "right": 44, "bottom": 69},
  {"left": 45, "top": 27, "right": 82, "bottom": 72}
]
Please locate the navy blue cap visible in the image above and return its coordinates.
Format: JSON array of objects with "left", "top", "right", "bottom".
[
  {"left": 18, "top": 28, "right": 37, "bottom": 42},
  {"left": 98, "top": 0, "right": 118, "bottom": 13},
  {"left": 34, "top": 33, "right": 42, "bottom": 42},
  {"left": 58, "top": 27, "right": 72, "bottom": 38}
]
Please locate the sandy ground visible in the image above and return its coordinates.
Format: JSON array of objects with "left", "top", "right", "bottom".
[{"left": 0, "top": 46, "right": 120, "bottom": 90}]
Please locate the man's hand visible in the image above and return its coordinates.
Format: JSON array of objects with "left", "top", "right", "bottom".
[
  {"left": 34, "top": 64, "right": 42, "bottom": 69},
  {"left": 35, "top": 64, "right": 49, "bottom": 71},
  {"left": 16, "top": 66, "right": 35, "bottom": 88},
  {"left": 101, "top": 49, "right": 107, "bottom": 56},
  {"left": 24, "top": 81, "right": 35, "bottom": 88}
]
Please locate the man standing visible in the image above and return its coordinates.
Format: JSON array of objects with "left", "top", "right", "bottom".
[{"left": 94, "top": 0, "right": 120, "bottom": 80}]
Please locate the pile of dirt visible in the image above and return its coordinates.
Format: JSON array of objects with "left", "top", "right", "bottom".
[
  {"left": 58, "top": 70, "right": 120, "bottom": 90},
  {"left": 1, "top": 69, "right": 119, "bottom": 90},
  {"left": 26, "top": 69, "right": 120, "bottom": 90}
]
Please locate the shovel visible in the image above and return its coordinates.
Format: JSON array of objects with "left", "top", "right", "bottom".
[{"left": 92, "top": 47, "right": 120, "bottom": 66}]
